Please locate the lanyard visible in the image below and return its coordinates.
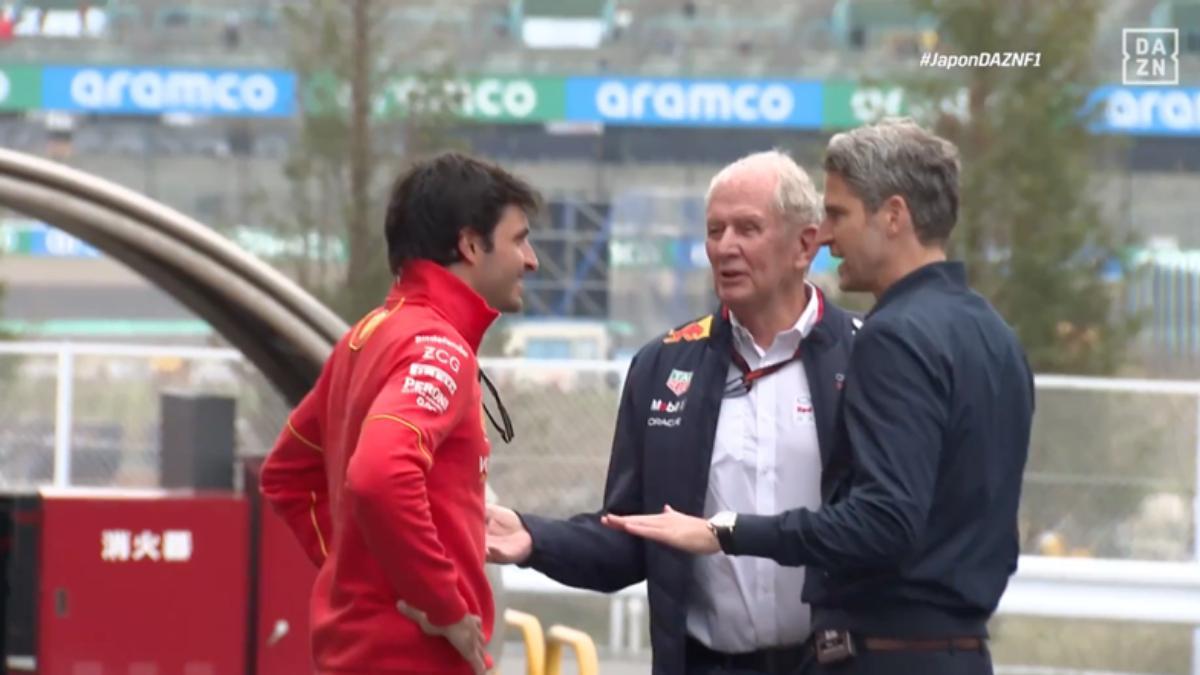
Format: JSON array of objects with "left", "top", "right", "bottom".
[
  {"left": 720, "top": 288, "right": 824, "bottom": 397},
  {"left": 479, "top": 369, "right": 514, "bottom": 443},
  {"left": 724, "top": 344, "right": 803, "bottom": 398}
]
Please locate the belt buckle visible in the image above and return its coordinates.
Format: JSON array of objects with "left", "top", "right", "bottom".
[{"left": 815, "top": 629, "right": 856, "bottom": 665}]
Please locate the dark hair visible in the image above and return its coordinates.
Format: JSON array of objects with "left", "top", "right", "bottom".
[{"left": 384, "top": 152, "right": 541, "bottom": 273}]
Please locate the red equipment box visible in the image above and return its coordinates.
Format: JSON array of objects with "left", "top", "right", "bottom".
[{"left": 21, "top": 489, "right": 250, "bottom": 675}]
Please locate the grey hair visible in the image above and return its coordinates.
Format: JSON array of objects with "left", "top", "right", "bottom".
[
  {"left": 705, "top": 149, "right": 823, "bottom": 227},
  {"left": 824, "top": 117, "right": 960, "bottom": 243}
]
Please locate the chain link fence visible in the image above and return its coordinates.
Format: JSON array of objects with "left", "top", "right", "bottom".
[
  {"left": 486, "top": 363, "right": 1200, "bottom": 566},
  {"left": 1025, "top": 376, "right": 1199, "bottom": 563},
  {"left": 4, "top": 342, "right": 1200, "bottom": 672},
  {"left": 482, "top": 364, "right": 1200, "bottom": 674},
  {"left": 4, "top": 344, "right": 1198, "bottom": 566},
  {"left": 481, "top": 358, "right": 626, "bottom": 519}
]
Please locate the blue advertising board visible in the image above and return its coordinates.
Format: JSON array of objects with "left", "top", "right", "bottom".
[
  {"left": 1, "top": 219, "right": 100, "bottom": 258},
  {"left": 1086, "top": 86, "right": 1200, "bottom": 136},
  {"left": 42, "top": 66, "right": 296, "bottom": 117},
  {"left": 565, "top": 76, "right": 823, "bottom": 128},
  {"left": 17, "top": 64, "right": 1200, "bottom": 136}
]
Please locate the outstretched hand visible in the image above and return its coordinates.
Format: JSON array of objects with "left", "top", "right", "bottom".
[
  {"left": 486, "top": 503, "right": 533, "bottom": 564},
  {"left": 602, "top": 505, "right": 720, "bottom": 555}
]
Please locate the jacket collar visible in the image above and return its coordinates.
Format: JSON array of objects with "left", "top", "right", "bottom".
[
  {"left": 719, "top": 285, "right": 840, "bottom": 348},
  {"left": 727, "top": 281, "right": 825, "bottom": 353},
  {"left": 871, "top": 261, "right": 966, "bottom": 318},
  {"left": 389, "top": 260, "right": 499, "bottom": 351}
]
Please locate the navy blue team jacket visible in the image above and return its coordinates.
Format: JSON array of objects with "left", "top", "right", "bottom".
[{"left": 519, "top": 291, "right": 860, "bottom": 675}]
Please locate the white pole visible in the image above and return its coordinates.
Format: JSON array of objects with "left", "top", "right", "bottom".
[
  {"left": 627, "top": 596, "right": 645, "bottom": 655},
  {"left": 608, "top": 596, "right": 625, "bottom": 654},
  {"left": 1192, "top": 394, "right": 1200, "bottom": 675},
  {"left": 52, "top": 344, "right": 74, "bottom": 488}
]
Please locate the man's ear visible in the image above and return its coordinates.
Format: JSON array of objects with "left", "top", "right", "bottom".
[
  {"left": 796, "top": 223, "right": 820, "bottom": 270},
  {"left": 882, "top": 195, "right": 909, "bottom": 236},
  {"left": 457, "top": 229, "right": 483, "bottom": 265}
]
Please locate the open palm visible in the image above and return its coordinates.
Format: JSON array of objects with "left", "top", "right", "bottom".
[{"left": 485, "top": 504, "right": 532, "bottom": 564}]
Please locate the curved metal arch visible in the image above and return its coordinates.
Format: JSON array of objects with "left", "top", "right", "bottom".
[
  {"left": 0, "top": 149, "right": 511, "bottom": 648},
  {"left": 0, "top": 148, "right": 348, "bottom": 404}
]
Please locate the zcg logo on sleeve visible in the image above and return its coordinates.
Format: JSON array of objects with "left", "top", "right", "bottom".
[{"left": 421, "top": 346, "right": 462, "bottom": 373}]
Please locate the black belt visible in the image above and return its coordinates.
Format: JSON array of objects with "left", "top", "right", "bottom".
[
  {"left": 863, "top": 636, "right": 985, "bottom": 652},
  {"left": 809, "top": 629, "right": 988, "bottom": 666},
  {"left": 685, "top": 636, "right": 806, "bottom": 674}
]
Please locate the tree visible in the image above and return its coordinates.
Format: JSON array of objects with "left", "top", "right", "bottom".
[
  {"left": 910, "top": 0, "right": 1138, "bottom": 375},
  {"left": 0, "top": 219, "right": 10, "bottom": 341},
  {"left": 0, "top": 238, "right": 17, "bottom": 384},
  {"left": 272, "top": 0, "right": 470, "bottom": 321},
  {"left": 0, "top": 262, "right": 8, "bottom": 339}
]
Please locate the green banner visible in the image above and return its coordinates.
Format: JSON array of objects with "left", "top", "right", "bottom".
[
  {"left": 381, "top": 75, "right": 566, "bottom": 123},
  {"left": 823, "top": 80, "right": 908, "bottom": 128},
  {"left": 304, "top": 73, "right": 567, "bottom": 123},
  {"left": 609, "top": 239, "right": 673, "bottom": 268},
  {"left": 0, "top": 65, "right": 42, "bottom": 111},
  {"left": 823, "top": 80, "right": 967, "bottom": 129}
]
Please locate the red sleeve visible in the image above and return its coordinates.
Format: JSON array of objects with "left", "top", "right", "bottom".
[
  {"left": 344, "top": 329, "right": 476, "bottom": 627},
  {"left": 260, "top": 365, "right": 333, "bottom": 568}
]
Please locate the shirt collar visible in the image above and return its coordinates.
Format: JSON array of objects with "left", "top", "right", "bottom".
[
  {"left": 389, "top": 259, "right": 500, "bottom": 351},
  {"left": 729, "top": 282, "right": 824, "bottom": 357},
  {"left": 870, "top": 261, "right": 966, "bottom": 318}
]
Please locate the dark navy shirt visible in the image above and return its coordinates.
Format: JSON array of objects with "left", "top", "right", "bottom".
[{"left": 732, "top": 261, "right": 1035, "bottom": 637}]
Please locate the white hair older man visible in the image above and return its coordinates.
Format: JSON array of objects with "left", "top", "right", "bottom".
[{"left": 486, "top": 150, "right": 862, "bottom": 675}]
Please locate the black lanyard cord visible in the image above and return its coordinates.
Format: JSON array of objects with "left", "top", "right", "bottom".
[{"left": 479, "top": 368, "right": 515, "bottom": 444}]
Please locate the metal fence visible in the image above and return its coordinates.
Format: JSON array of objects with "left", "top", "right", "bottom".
[
  {"left": 0, "top": 341, "right": 287, "bottom": 490},
  {"left": 1129, "top": 251, "right": 1200, "bottom": 372},
  {"left": 5, "top": 341, "right": 1200, "bottom": 671},
  {"left": 2, "top": 341, "right": 1198, "bottom": 566},
  {"left": 488, "top": 364, "right": 1200, "bottom": 568}
]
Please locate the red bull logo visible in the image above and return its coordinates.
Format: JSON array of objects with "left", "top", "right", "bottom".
[{"left": 663, "top": 315, "right": 713, "bottom": 344}]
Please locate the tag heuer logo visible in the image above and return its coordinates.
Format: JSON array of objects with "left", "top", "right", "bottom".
[{"left": 666, "top": 369, "right": 693, "bottom": 397}]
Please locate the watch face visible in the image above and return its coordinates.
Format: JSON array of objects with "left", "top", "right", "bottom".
[{"left": 711, "top": 511, "right": 735, "bottom": 528}]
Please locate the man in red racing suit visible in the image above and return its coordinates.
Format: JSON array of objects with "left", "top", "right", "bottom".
[{"left": 260, "top": 152, "right": 540, "bottom": 674}]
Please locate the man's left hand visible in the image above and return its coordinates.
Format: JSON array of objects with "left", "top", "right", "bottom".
[{"left": 601, "top": 505, "right": 720, "bottom": 555}]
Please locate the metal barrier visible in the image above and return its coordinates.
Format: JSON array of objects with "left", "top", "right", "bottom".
[
  {"left": 546, "top": 624, "right": 600, "bottom": 675},
  {"left": 5, "top": 338, "right": 1200, "bottom": 669},
  {"left": 503, "top": 566, "right": 646, "bottom": 655},
  {"left": 0, "top": 147, "right": 345, "bottom": 403},
  {"left": 503, "top": 556, "right": 1200, "bottom": 661},
  {"left": 502, "top": 608, "right": 601, "bottom": 675},
  {"left": 504, "top": 609, "right": 546, "bottom": 675}
]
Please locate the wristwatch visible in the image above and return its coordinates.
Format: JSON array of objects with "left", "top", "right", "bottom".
[{"left": 707, "top": 511, "right": 738, "bottom": 554}]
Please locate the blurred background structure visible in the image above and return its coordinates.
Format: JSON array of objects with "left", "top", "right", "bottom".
[{"left": 3, "top": 0, "right": 1200, "bottom": 673}]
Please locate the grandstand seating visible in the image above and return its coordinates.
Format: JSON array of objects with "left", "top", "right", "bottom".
[{"left": 4, "top": 0, "right": 1123, "bottom": 78}]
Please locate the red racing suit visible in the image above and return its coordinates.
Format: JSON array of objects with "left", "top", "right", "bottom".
[{"left": 260, "top": 259, "right": 499, "bottom": 674}]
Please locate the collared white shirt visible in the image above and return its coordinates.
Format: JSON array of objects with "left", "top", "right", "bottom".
[{"left": 687, "top": 283, "right": 824, "bottom": 653}]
